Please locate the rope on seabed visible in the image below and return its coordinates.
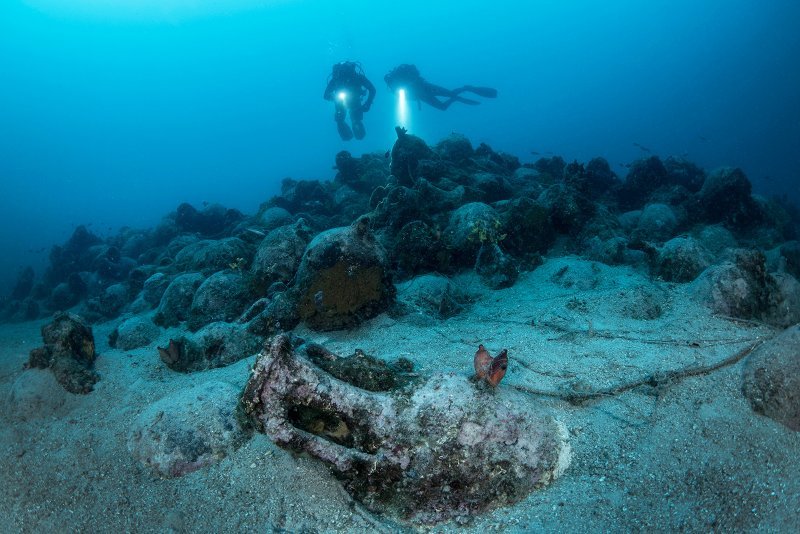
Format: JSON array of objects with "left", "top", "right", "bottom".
[
  {"left": 512, "top": 337, "right": 769, "bottom": 404},
  {"left": 527, "top": 314, "right": 779, "bottom": 347},
  {"left": 436, "top": 316, "right": 772, "bottom": 349}
]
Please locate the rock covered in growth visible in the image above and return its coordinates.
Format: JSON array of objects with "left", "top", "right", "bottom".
[
  {"left": 472, "top": 171, "right": 513, "bottom": 202},
  {"left": 393, "top": 221, "right": 452, "bottom": 277},
  {"left": 434, "top": 133, "right": 474, "bottom": 165},
  {"left": 84, "top": 282, "right": 129, "bottom": 319},
  {"left": 475, "top": 242, "right": 519, "bottom": 289},
  {"left": 243, "top": 292, "right": 300, "bottom": 337},
  {"left": 538, "top": 182, "right": 595, "bottom": 236},
  {"left": 272, "top": 178, "right": 334, "bottom": 216},
  {"left": 474, "top": 142, "right": 520, "bottom": 173},
  {"left": 655, "top": 236, "right": 712, "bottom": 282},
  {"left": 634, "top": 203, "right": 678, "bottom": 242},
  {"left": 49, "top": 281, "right": 80, "bottom": 311},
  {"left": 187, "top": 271, "right": 251, "bottom": 331},
  {"left": 156, "top": 234, "right": 198, "bottom": 267},
  {"left": 158, "top": 321, "right": 262, "bottom": 373},
  {"left": 577, "top": 205, "right": 621, "bottom": 243},
  {"left": 617, "top": 209, "right": 641, "bottom": 233},
  {"left": 293, "top": 217, "right": 395, "bottom": 331},
  {"left": 118, "top": 229, "right": 151, "bottom": 261},
  {"left": 240, "top": 336, "right": 571, "bottom": 525},
  {"left": 141, "top": 272, "right": 171, "bottom": 308},
  {"left": 173, "top": 237, "right": 252, "bottom": 274},
  {"left": 369, "top": 179, "right": 462, "bottom": 237},
  {"left": 584, "top": 157, "right": 619, "bottom": 196},
  {"left": 742, "top": 325, "right": 800, "bottom": 431},
  {"left": 390, "top": 126, "right": 434, "bottom": 186},
  {"left": 43, "top": 225, "right": 102, "bottom": 287},
  {"left": 332, "top": 185, "right": 369, "bottom": 226},
  {"left": 109, "top": 316, "right": 161, "bottom": 350},
  {"left": 91, "top": 245, "right": 136, "bottom": 282},
  {"left": 27, "top": 312, "right": 99, "bottom": 394},
  {"left": 126, "top": 266, "right": 153, "bottom": 299},
  {"left": 154, "top": 272, "right": 204, "bottom": 327},
  {"left": 444, "top": 202, "right": 501, "bottom": 265},
  {"left": 770, "top": 272, "right": 800, "bottom": 327},
  {"left": 256, "top": 206, "right": 293, "bottom": 232},
  {"left": 174, "top": 202, "right": 244, "bottom": 237},
  {"left": 500, "top": 197, "right": 555, "bottom": 261},
  {"left": 696, "top": 224, "right": 737, "bottom": 256},
  {"left": 333, "top": 150, "right": 360, "bottom": 187},
  {"left": 368, "top": 185, "right": 423, "bottom": 231},
  {"left": 532, "top": 156, "right": 566, "bottom": 182},
  {"left": 333, "top": 150, "right": 389, "bottom": 194},
  {"left": 249, "top": 220, "right": 311, "bottom": 292},
  {"left": 584, "top": 235, "right": 629, "bottom": 266},
  {"left": 509, "top": 167, "right": 545, "bottom": 199},
  {"left": 415, "top": 177, "right": 465, "bottom": 213},
  {"left": 663, "top": 156, "right": 705, "bottom": 193},
  {"left": 129, "top": 380, "right": 250, "bottom": 477},
  {"left": 691, "top": 249, "right": 797, "bottom": 326},
  {"left": 617, "top": 156, "right": 669, "bottom": 210},
  {"left": 695, "top": 167, "right": 761, "bottom": 229}
]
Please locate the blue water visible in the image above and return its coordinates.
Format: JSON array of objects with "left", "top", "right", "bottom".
[{"left": 1, "top": 0, "right": 799, "bottom": 293}]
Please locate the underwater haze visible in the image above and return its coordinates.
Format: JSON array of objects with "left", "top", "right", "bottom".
[
  {"left": 1, "top": 0, "right": 799, "bottom": 292},
  {"left": 4, "top": 2, "right": 800, "bottom": 531}
]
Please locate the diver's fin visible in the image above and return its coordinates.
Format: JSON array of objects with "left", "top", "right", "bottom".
[
  {"left": 352, "top": 121, "right": 366, "bottom": 140},
  {"left": 336, "top": 120, "right": 354, "bottom": 141},
  {"left": 463, "top": 85, "right": 498, "bottom": 98},
  {"left": 454, "top": 95, "right": 480, "bottom": 105}
]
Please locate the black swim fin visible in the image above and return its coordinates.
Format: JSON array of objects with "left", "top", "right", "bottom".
[
  {"left": 464, "top": 85, "right": 498, "bottom": 98},
  {"left": 454, "top": 95, "right": 480, "bottom": 105}
]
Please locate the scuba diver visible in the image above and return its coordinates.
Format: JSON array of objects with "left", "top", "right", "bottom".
[
  {"left": 384, "top": 64, "right": 497, "bottom": 110},
  {"left": 323, "top": 61, "right": 376, "bottom": 141}
]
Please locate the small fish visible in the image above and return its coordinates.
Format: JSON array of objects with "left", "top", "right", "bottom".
[
  {"left": 698, "top": 135, "right": 708, "bottom": 141},
  {"left": 633, "top": 142, "right": 652, "bottom": 153},
  {"left": 314, "top": 290, "right": 324, "bottom": 311},
  {"left": 530, "top": 150, "right": 540, "bottom": 156},
  {"left": 245, "top": 227, "right": 266, "bottom": 237},
  {"left": 384, "top": 150, "right": 391, "bottom": 159}
]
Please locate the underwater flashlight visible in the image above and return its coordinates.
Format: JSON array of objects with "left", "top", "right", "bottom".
[
  {"left": 397, "top": 88, "right": 408, "bottom": 129},
  {"left": 337, "top": 91, "right": 347, "bottom": 102}
]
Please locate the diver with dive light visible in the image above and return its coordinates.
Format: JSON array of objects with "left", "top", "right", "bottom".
[
  {"left": 384, "top": 64, "right": 497, "bottom": 110},
  {"left": 323, "top": 61, "right": 376, "bottom": 141}
]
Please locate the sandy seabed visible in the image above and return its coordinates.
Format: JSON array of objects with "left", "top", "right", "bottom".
[{"left": 1, "top": 256, "right": 798, "bottom": 533}]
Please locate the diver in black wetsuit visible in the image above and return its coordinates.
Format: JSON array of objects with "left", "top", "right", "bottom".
[
  {"left": 323, "top": 61, "right": 376, "bottom": 140},
  {"left": 384, "top": 64, "right": 497, "bottom": 110}
]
